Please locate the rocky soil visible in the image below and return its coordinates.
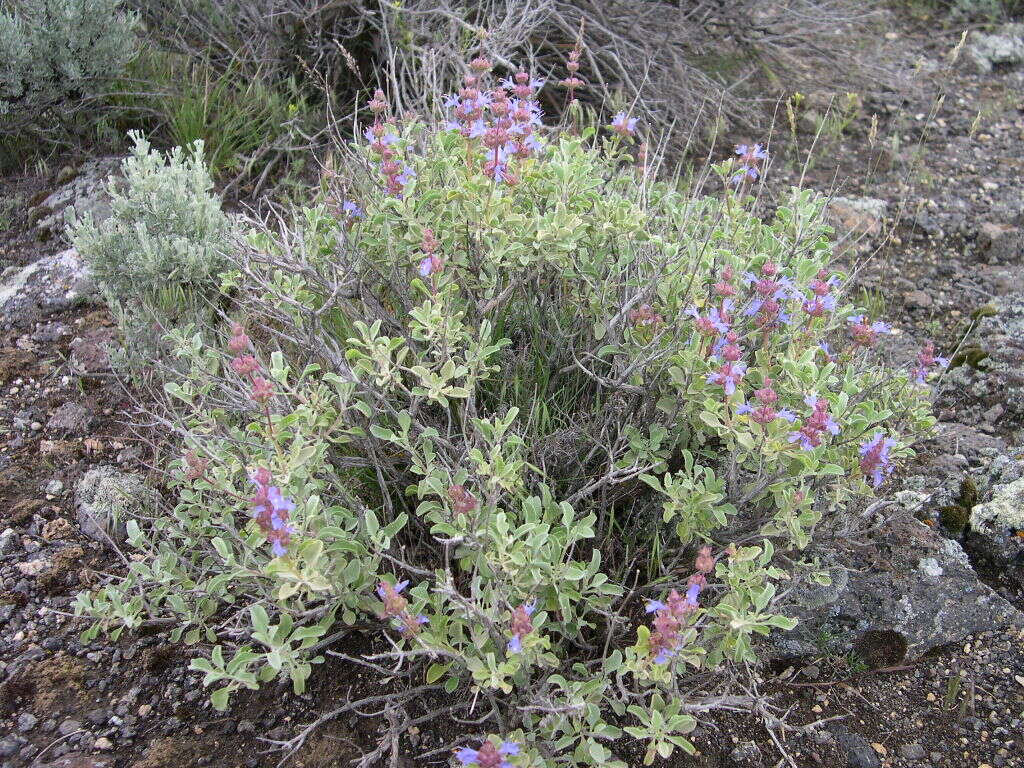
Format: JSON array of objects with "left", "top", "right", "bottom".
[{"left": 1, "top": 10, "right": 1023, "bottom": 768}]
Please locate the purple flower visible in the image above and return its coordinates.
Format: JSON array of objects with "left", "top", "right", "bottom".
[
  {"left": 685, "top": 581, "right": 701, "bottom": 607},
  {"left": 787, "top": 431, "right": 816, "bottom": 451},
  {"left": 507, "top": 599, "right": 536, "bottom": 654},
  {"left": 653, "top": 647, "right": 675, "bottom": 665},
  {"left": 706, "top": 361, "right": 747, "bottom": 397},
  {"left": 419, "top": 255, "right": 441, "bottom": 277},
  {"left": 396, "top": 165, "right": 416, "bottom": 186},
  {"left": 342, "top": 200, "right": 363, "bottom": 219},
  {"left": 611, "top": 111, "right": 638, "bottom": 136},
  {"left": 267, "top": 487, "right": 296, "bottom": 515},
  {"left": 819, "top": 342, "right": 836, "bottom": 362},
  {"left": 859, "top": 432, "right": 897, "bottom": 487},
  {"left": 913, "top": 341, "right": 950, "bottom": 384},
  {"left": 376, "top": 579, "right": 409, "bottom": 599},
  {"left": 732, "top": 143, "right": 768, "bottom": 184},
  {"left": 363, "top": 126, "right": 398, "bottom": 145},
  {"left": 469, "top": 118, "right": 488, "bottom": 138},
  {"left": 645, "top": 599, "right": 668, "bottom": 613}
]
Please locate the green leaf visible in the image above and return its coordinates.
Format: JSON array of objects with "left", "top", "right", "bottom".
[
  {"left": 210, "top": 686, "right": 231, "bottom": 711},
  {"left": 426, "top": 663, "right": 449, "bottom": 684}
]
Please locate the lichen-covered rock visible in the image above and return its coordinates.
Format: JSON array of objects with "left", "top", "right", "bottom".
[
  {"left": 0, "top": 247, "right": 95, "bottom": 329},
  {"left": 966, "top": 24, "right": 1024, "bottom": 74},
  {"left": 967, "top": 476, "right": 1024, "bottom": 589},
  {"left": 74, "top": 466, "right": 157, "bottom": 544},
  {"left": 773, "top": 512, "right": 1022, "bottom": 661}
]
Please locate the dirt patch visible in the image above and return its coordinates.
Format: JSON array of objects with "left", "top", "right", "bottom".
[
  {"left": 30, "top": 652, "right": 88, "bottom": 712},
  {"left": 0, "top": 348, "right": 37, "bottom": 381},
  {"left": 39, "top": 544, "right": 85, "bottom": 592}
]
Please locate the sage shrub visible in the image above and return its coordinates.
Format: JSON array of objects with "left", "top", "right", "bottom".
[
  {"left": 77, "top": 68, "right": 938, "bottom": 767},
  {"left": 0, "top": 0, "right": 136, "bottom": 133}
]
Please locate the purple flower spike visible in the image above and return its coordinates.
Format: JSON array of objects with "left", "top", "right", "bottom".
[{"left": 859, "top": 432, "right": 897, "bottom": 487}]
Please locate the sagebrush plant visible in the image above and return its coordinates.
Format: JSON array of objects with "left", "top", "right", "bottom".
[
  {"left": 70, "top": 131, "right": 232, "bottom": 324},
  {"left": 0, "top": 0, "right": 136, "bottom": 136},
  {"left": 77, "top": 64, "right": 940, "bottom": 767}
]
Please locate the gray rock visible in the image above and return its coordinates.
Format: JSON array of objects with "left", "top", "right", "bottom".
[
  {"left": 967, "top": 476, "right": 1024, "bottom": 589},
  {"left": 899, "top": 743, "right": 926, "bottom": 761},
  {"left": 57, "top": 719, "right": 82, "bottom": 736},
  {"left": 773, "top": 513, "right": 1022, "bottom": 661},
  {"left": 74, "top": 466, "right": 157, "bottom": 544},
  {"left": 830, "top": 726, "right": 880, "bottom": 768},
  {"left": 0, "top": 738, "right": 23, "bottom": 758},
  {"left": 967, "top": 24, "right": 1024, "bottom": 74},
  {"left": 0, "top": 248, "right": 95, "bottom": 330},
  {"left": 84, "top": 708, "right": 108, "bottom": 726},
  {"left": 70, "top": 327, "right": 116, "bottom": 374},
  {"left": 0, "top": 528, "right": 18, "bottom": 555},
  {"left": 828, "top": 196, "right": 887, "bottom": 239},
  {"left": 16, "top": 713, "right": 38, "bottom": 732},
  {"left": 978, "top": 222, "right": 1022, "bottom": 263},
  {"left": 33, "top": 754, "right": 112, "bottom": 768},
  {"left": 47, "top": 402, "right": 92, "bottom": 435},
  {"left": 904, "top": 289, "right": 933, "bottom": 309},
  {"left": 728, "top": 741, "right": 761, "bottom": 765},
  {"left": 31, "top": 157, "right": 119, "bottom": 240}
]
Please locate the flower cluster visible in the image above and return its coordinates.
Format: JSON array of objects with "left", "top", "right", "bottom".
[
  {"left": 507, "top": 600, "right": 536, "bottom": 653},
  {"left": 228, "top": 324, "right": 273, "bottom": 405},
  {"left": 802, "top": 272, "right": 841, "bottom": 319},
  {"left": 847, "top": 315, "right": 891, "bottom": 348},
  {"left": 443, "top": 62, "right": 545, "bottom": 184},
  {"left": 788, "top": 394, "right": 841, "bottom": 450},
  {"left": 456, "top": 740, "right": 520, "bottom": 768},
  {"left": 644, "top": 547, "right": 715, "bottom": 664},
  {"left": 183, "top": 450, "right": 209, "bottom": 481},
  {"left": 418, "top": 228, "right": 443, "bottom": 278},
  {"left": 913, "top": 341, "right": 949, "bottom": 384},
  {"left": 859, "top": 432, "right": 897, "bottom": 487},
  {"left": 629, "top": 303, "right": 664, "bottom": 329},
  {"left": 733, "top": 143, "right": 768, "bottom": 185},
  {"left": 610, "top": 111, "right": 638, "bottom": 137},
  {"left": 249, "top": 468, "right": 296, "bottom": 557},
  {"left": 558, "top": 37, "right": 584, "bottom": 97},
  {"left": 376, "top": 579, "right": 428, "bottom": 638},
  {"left": 448, "top": 484, "right": 478, "bottom": 516},
  {"left": 364, "top": 90, "right": 415, "bottom": 197},
  {"left": 706, "top": 358, "right": 746, "bottom": 397},
  {"left": 736, "top": 378, "right": 797, "bottom": 426}
]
